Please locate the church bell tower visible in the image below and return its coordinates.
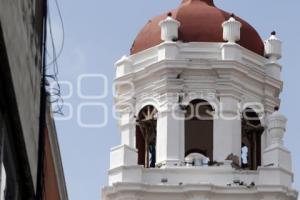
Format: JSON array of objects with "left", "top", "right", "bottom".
[{"left": 103, "top": 0, "right": 298, "bottom": 199}]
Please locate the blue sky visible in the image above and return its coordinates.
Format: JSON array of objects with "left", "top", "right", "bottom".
[{"left": 48, "top": 1, "right": 300, "bottom": 199}]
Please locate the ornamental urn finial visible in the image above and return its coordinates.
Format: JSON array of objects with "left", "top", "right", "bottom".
[
  {"left": 222, "top": 14, "right": 242, "bottom": 43},
  {"left": 265, "top": 31, "right": 282, "bottom": 61},
  {"left": 159, "top": 13, "right": 181, "bottom": 42},
  {"left": 267, "top": 108, "right": 287, "bottom": 146}
]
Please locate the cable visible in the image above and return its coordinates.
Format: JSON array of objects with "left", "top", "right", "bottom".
[
  {"left": 46, "top": 0, "right": 64, "bottom": 116},
  {"left": 46, "top": 0, "right": 65, "bottom": 67},
  {"left": 37, "top": 0, "right": 65, "bottom": 197}
]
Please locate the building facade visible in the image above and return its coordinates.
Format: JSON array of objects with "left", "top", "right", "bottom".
[
  {"left": 0, "top": 0, "right": 68, "bottom": 199},
  {"left": 103, "top": 0, "right": 298, "bottom": 200}
]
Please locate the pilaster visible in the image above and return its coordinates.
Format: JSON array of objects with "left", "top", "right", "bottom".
[
  {"left": 214, "top": 96, "right": 241, "bottom": 163},
  {"left": 156, "top": 105, "right": 185, "bottom": 167}
]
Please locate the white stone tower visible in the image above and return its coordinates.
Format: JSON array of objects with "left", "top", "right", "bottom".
[{"left": 103, "top": 0, "right": 298, "bottom": 199}]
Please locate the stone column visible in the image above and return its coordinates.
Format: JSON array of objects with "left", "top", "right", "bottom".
[
  {"left": 156, "top": 105, "right": 185, "bottom": 167},
  {"left": 109, "top": 109, "right": 138, "bottom": 169},
  {"left": 214, "top": 96, "right": 241, "bottom": 164},
  {"left": 119, "top": 112, "right": 136, "bottom": 148}
]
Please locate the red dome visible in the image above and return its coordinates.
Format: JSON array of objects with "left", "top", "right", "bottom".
[{"left": 130, "top": 0, "right": 264, "bottom": 56}]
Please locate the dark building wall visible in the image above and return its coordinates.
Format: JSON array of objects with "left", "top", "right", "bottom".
[
  {"left": 0, "top": 0, "right": 43, "bottom": 189},
  {"left": 0, "top": 22, "right": 37, "bottom": 199},
  {"left": 0, "top": 0, "right": 68, "bottom": 199}
]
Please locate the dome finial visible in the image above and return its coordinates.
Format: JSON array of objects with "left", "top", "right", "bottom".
[
  {"left": 200, "top": 0, "right": 214, "bottom": 4},
  {"left": 181, "top": 0, "right": 215, "bottom": 6}
]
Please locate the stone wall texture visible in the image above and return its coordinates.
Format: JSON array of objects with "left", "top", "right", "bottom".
[{"left": 0, "top": 0, "right": 42, "bottom": 189}]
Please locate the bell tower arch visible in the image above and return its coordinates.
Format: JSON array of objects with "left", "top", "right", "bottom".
[{"left": 185, "top": 99, "right": 214, "bottom": 163}]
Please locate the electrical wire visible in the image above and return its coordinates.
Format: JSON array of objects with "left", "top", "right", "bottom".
[
  {"left": 37, "top": 0, "right": 65, "bottom": 198},
  {"left": 46, "top": 0, "right": 65, "bottom": 116},
  {"left": 46, "top": 0, "right": 65, "bottom": 67}
]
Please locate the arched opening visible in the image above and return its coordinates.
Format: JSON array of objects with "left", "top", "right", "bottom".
[
  {"left": 185, "top": 99, "right": 214, "bottom": 164},
  {"left": 136, "top": 105, "right": 158, "bottom": 168},
  {"left": 241, "top": 108, "right": 264, "bottom": 170}
]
